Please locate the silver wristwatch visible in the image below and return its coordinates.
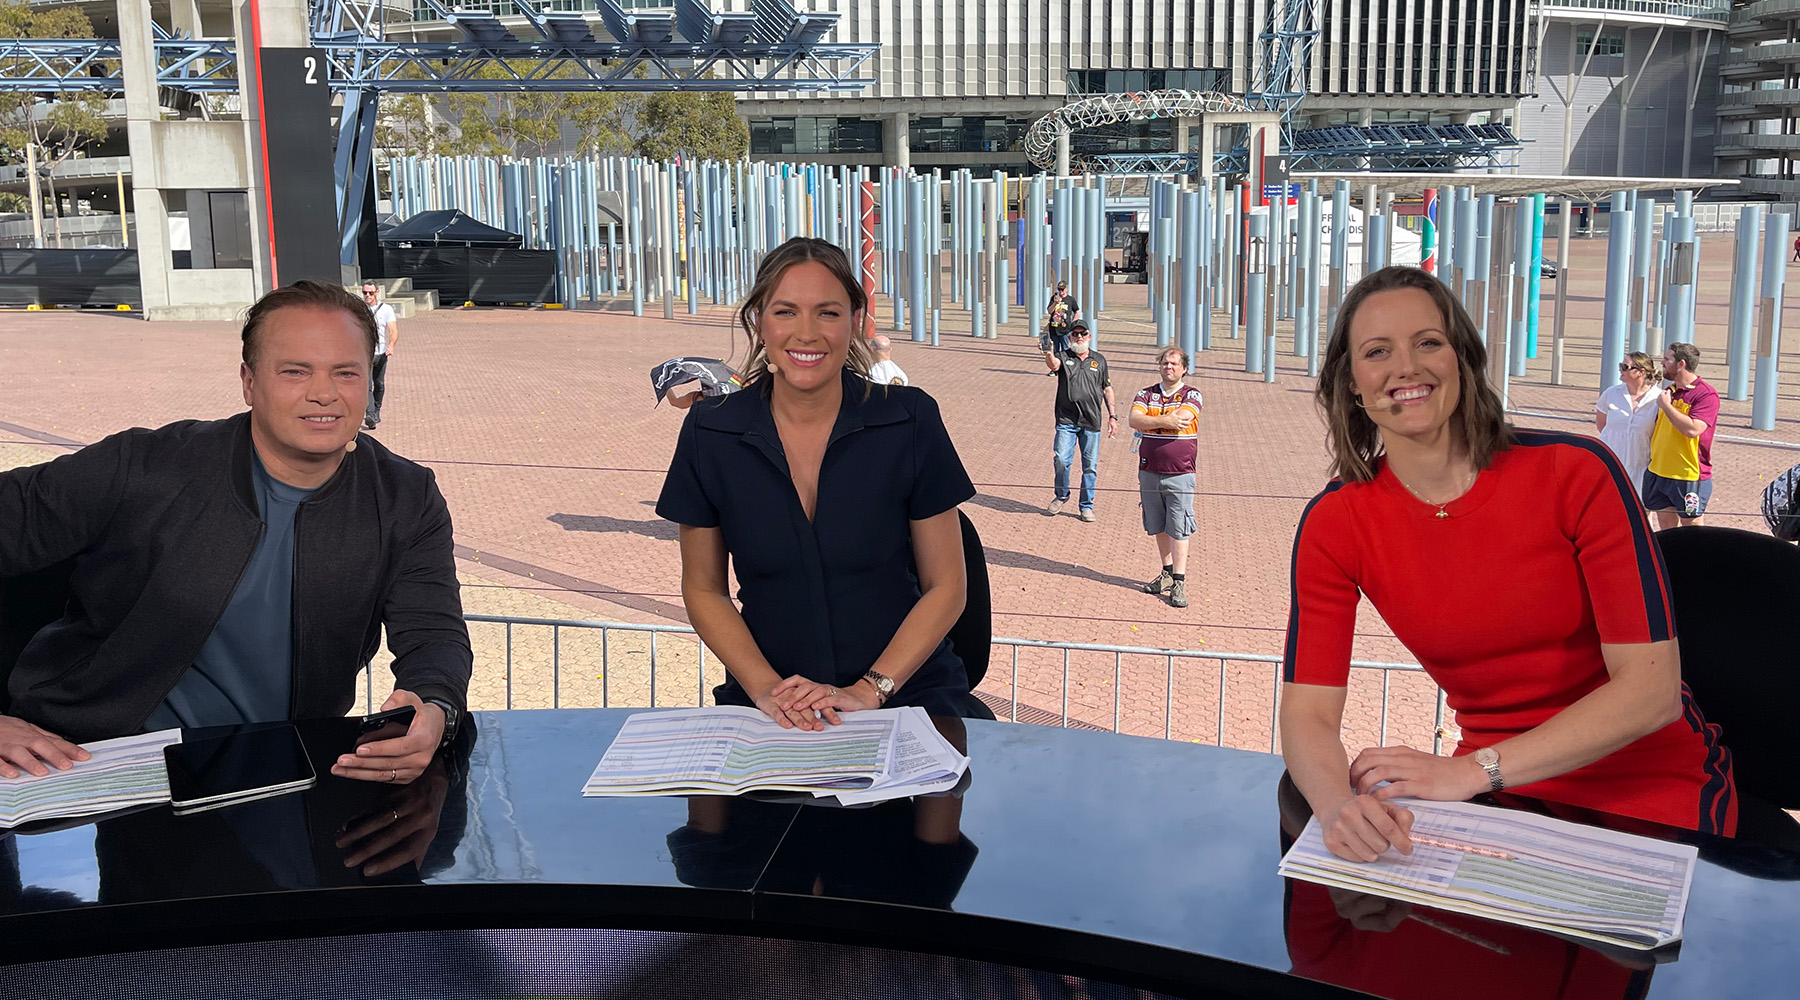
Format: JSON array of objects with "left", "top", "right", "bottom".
[
  {"left": 1474, "top": 746, "right": 1505, "bottom": 792},
  {"left": 862, "top": 669, "right": 896, "bottom": 706}
]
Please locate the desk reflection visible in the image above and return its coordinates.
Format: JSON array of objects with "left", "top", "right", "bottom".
[
  {"left": 0, "top": 718, "right": 472, "bottom": 914},
  {"left": 670, "top": 715, "right": 978, "bottom": 908},
  {"left": 1274, "top": 773, "right": 1654, "bottom": 1000}
]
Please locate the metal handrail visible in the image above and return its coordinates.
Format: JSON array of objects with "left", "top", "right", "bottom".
[{"left": 376, "top": 615, "right": 1453, "bottom": 757}]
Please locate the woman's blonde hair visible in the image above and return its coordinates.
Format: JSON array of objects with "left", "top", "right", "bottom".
[
  {"left": 735, "top": 237, "right": 873, "bottom": 386},
  {"left": 1623, "top": 350, "right": 1659, "bottom": 379},
  {"left": 1315, "top": 266, "right": 1512, "bottom": 483}
]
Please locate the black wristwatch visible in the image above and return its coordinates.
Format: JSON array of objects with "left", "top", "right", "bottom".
[{"left": 424, "top": 698, "right": 460, "bottom": 748}]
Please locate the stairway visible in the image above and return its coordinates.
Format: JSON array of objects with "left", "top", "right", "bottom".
[{"left": 373, "top": 277, "right": 438, "bottom": 318}]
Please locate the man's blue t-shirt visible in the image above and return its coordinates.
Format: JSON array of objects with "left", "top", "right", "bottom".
[{"left": 146, "top": 453, "right": 316, "bottom": 730}]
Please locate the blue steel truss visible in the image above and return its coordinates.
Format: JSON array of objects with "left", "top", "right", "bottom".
[
  {"left": 1287, "top": 124, "right": 1524, "bottom": 171},
  {"left": 0, "top": 0, "right": 878, "bottom": 94}
]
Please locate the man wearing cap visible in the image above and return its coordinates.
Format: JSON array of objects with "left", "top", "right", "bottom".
[
  {"left": 1043, "top": 322, "right": 1115, "bottom": 522},
  {"left": 1042, "top": 280, "right": 1081, "bottom": 362}
]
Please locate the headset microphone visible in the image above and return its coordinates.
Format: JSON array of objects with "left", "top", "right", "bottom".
[{"left": 1355, "top": 395, "right": 1404, "bottom": 416}]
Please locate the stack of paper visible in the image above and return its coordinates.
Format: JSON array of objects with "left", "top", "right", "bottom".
[
  {"left": 582, "top": 705, "right": 969, "bottom": 805},
  {"left": 0, "top": 729, "right": 183, "bottom": 828},
  {"left": 1278, "top": 798, "right": 1697, "bottom": 951}
]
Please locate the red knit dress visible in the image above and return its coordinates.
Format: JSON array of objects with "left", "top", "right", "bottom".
[{"left": 1283, "top": 429, "right": 1736, "bottom": 835}]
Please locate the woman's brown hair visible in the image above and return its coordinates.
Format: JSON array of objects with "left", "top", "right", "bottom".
[
  {"left": 735, "top": 237, "right": 873, "bottom": 385},
  {"left": 1315, "top": 265, "right": 1511, "bottom": 483}
]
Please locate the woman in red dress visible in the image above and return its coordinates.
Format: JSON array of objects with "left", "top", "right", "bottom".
[{"left": 1280, "top": 266, "right": 1735, "bottom": 864}]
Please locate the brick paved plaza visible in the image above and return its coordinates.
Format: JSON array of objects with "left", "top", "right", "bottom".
[{"left": 5, "top": 232, "right": 1800, "bottom": 755}]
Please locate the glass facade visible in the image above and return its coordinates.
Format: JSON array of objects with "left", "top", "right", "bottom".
[
  {"left": 749, "top": 117, "right": 884, "bottom": 155},
  {"left": 907, "top": 117, "right": 1028, "bottom": 154},
  {"left": 1068, "top": 120, "right": 1175, "bottom": 155},
  {"left": 1066, "top": 69, "right": 1231, "bottom": 94}
]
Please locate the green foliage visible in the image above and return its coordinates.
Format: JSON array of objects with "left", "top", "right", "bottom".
[
  {"left": 0, "top": 0, "right": 110, "bottom": 169},
  {"left": 633, "top": 91, "right": 747, "bottom": 162}
]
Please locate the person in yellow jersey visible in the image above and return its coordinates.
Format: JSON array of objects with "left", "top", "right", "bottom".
[{"left": 1640, "top": 343, "right": 1720, "bottom": 530}]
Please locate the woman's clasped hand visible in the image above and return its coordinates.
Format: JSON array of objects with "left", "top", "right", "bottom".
[{"left": 751, "top": 675, "right": 881, "bottom": 731}]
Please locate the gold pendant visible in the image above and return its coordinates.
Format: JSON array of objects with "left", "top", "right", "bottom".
[{"left": 1435, "top": 510, "right": 1450, "bottom": 519}]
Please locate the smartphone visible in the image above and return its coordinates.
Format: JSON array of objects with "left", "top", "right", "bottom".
[{"left": 356, "top": 705, "right": 417, "bottom": 747}]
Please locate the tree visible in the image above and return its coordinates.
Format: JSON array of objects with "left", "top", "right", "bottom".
[
  {"left": 0, "top": 0, "right": 110, "bottom": 246},
  {"left": 634, "top": 90, "right": 747, "bottom": 162}
]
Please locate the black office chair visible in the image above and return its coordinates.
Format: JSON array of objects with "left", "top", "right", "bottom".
[
  {"left": 944, "top": 510, "right": 995, "bottom": 721},
  {"left": 0, "top": 559, "right": 77, "bottom": 714},
  {"left": 1656, "top": 527, "right": 1800, "bottom": 843}
]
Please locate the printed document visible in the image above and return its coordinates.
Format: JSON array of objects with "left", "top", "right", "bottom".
[
  {"left": 0, "top": 729, "right": 183, "bottom": 828},
  {"left": 583, "top": 706, "right": 968, "bottom": 803},
  {"left": 1278, "top": 798, "right": 1696, "bottom": 950}
]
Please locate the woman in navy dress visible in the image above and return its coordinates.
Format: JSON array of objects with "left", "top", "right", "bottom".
[{"left": 657, "top": 238, "right": 978, "bottom": 727}]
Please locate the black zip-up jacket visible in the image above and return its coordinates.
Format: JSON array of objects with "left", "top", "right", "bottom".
[{"left": 0, "top": 413, "right": 472, "bottom": 741}]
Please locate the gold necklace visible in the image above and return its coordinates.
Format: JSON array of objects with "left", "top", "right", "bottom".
[{"left": 1395, "top": 468, "right": 1476, "bottom": 520}]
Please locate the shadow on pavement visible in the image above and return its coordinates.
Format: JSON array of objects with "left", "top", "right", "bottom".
[
  {"left": 984, "top": 545, "right": 1145, "bottom": 592},
  {"left": 965, "top": 492, "right": 1045, "bottom": 516},
  {"left": 548, "top": 513, "right": 679, "bottom": 541}
]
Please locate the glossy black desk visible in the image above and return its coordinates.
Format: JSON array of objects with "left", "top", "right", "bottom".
[{"left": 2, "top": 709, "right": 1797, "bottom": 999}]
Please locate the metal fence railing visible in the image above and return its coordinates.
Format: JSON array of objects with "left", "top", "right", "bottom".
[{"left": 361, "top": 616, "right": 1452, "bottom": 757}]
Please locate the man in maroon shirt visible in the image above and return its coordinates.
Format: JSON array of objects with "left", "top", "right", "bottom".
[{"left": 1127, "top": 347, "right": 1203, "bottom": 608}]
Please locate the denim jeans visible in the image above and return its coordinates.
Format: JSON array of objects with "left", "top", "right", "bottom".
[{"left": 1053, "top": 423, "right": 1102, "bottom": 511}]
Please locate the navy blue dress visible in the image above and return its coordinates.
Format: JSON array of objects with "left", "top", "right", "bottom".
[{"left": 656, "top": 369, "right": 978, "bottom": 717}]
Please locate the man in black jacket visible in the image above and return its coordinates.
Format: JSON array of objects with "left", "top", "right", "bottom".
[{"left": 0, "top": 281, "right": 471, "bottom": 784}]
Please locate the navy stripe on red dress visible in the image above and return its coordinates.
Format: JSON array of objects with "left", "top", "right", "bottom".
[
  {"left": 1510, "top": 430, "right": 1676, "bottom": 641},
  {"left": 1678, "top": 682, "right": 1735, "bottom": 836},
  {"left": 1283, "top": 480, "right": 1346, "bottom": 684}
]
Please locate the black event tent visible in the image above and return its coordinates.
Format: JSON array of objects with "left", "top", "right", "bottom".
[{"left": 380, "top": 209, "right": 523, "bottom": 248}]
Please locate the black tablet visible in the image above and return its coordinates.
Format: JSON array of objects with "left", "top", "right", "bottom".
[{"left": 164, "top": 724, "right": 316, "bottom": 815}]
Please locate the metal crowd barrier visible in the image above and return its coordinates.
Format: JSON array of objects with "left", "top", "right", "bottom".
[{"left": 361, "top": 615, "right": 1451, "bottom": 756}]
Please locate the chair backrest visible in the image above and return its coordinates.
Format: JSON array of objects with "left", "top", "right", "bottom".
[
  {"left": 944, "top": 510, "right": 991, "bottom": 691},
  {"left": 0, "top": 559, "right": 77, "bottom": 713},
  {"left": 1656, "top": 526, "right": 1800, "bottom": 810}
]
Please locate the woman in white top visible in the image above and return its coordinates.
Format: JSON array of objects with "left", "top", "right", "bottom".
[{"left": 1593, "top": 351, "right": 1661, "bottom": 493}]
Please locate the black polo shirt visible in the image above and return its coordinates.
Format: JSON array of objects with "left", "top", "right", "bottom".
[
  {"left": 657, "top": 370, "right": 978, "bottom": 716},
  {"left": 1053, "top": 349, "right": 1111, "bottom": 431}
]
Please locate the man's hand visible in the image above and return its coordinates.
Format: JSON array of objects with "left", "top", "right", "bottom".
[
  {"left": 0, "top": 715, "right": 89, "bottom": 779},
  {"left": 664, "top": 381, "right": 706, "bottom": 409},
  {"left": 1107, "top": 414, "right": 1119, "bottom": 439},
  {"left": 335, "top": 758, "right": 450, "bottom": 876},
  {"left": 332, "top": 689, "right": 444, "bottom": 784}
]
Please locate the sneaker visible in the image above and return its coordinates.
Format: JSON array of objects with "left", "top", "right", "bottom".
[
  {"left": 1167, "top": 579, "right": 1188, "bottom": 608},
  {"left": 1047, "top": 497, "right": 1068, "bottom": 516},
  {"left": 1143, "top": 568, "right": 1173, "bottom": 595},
  {"left": 363, "top": 419, "right": 377, "bottom": 430},
  {"left": 1079, "top": 509, "right": 1096, "bottom": 523}
]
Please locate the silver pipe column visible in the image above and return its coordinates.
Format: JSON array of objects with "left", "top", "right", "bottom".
[
  {"left": 1600, "top": 193, "right": 1633, "bottom": 391},
  {"left": 1245, "top": 208, "right": 1269, "bottom": 376},
  {"left": 1754, "top": 212, "right": 1790, "bottom": 432},
  {"left": 1727, "top": 204, "right": 1763, "bottom": 401}
]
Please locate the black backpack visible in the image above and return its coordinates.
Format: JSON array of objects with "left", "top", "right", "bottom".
[{"left": 1762, "top": 463, "right": 1800, "bottom": 541}]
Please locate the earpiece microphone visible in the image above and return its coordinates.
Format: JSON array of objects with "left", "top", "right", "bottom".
[
  {"left": 344, "top": 437, "right": 358, "bottom": 453},
  {"left": 1354, "top": 395, "right": 1404, "bottom": 416}
]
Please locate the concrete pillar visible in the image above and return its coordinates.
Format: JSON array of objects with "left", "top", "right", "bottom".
[
  {"left": 886, "top": 113, "right": 911, "bottom": 170},
  {"left": 171, "top": 0, "right": 202, "bottom": 35},
  {"left": 118, "top": 0, "right": 170, "bottom": 312},
  {"left": 1197, "top": 123, "right": 1215, "bottom": 182}
]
